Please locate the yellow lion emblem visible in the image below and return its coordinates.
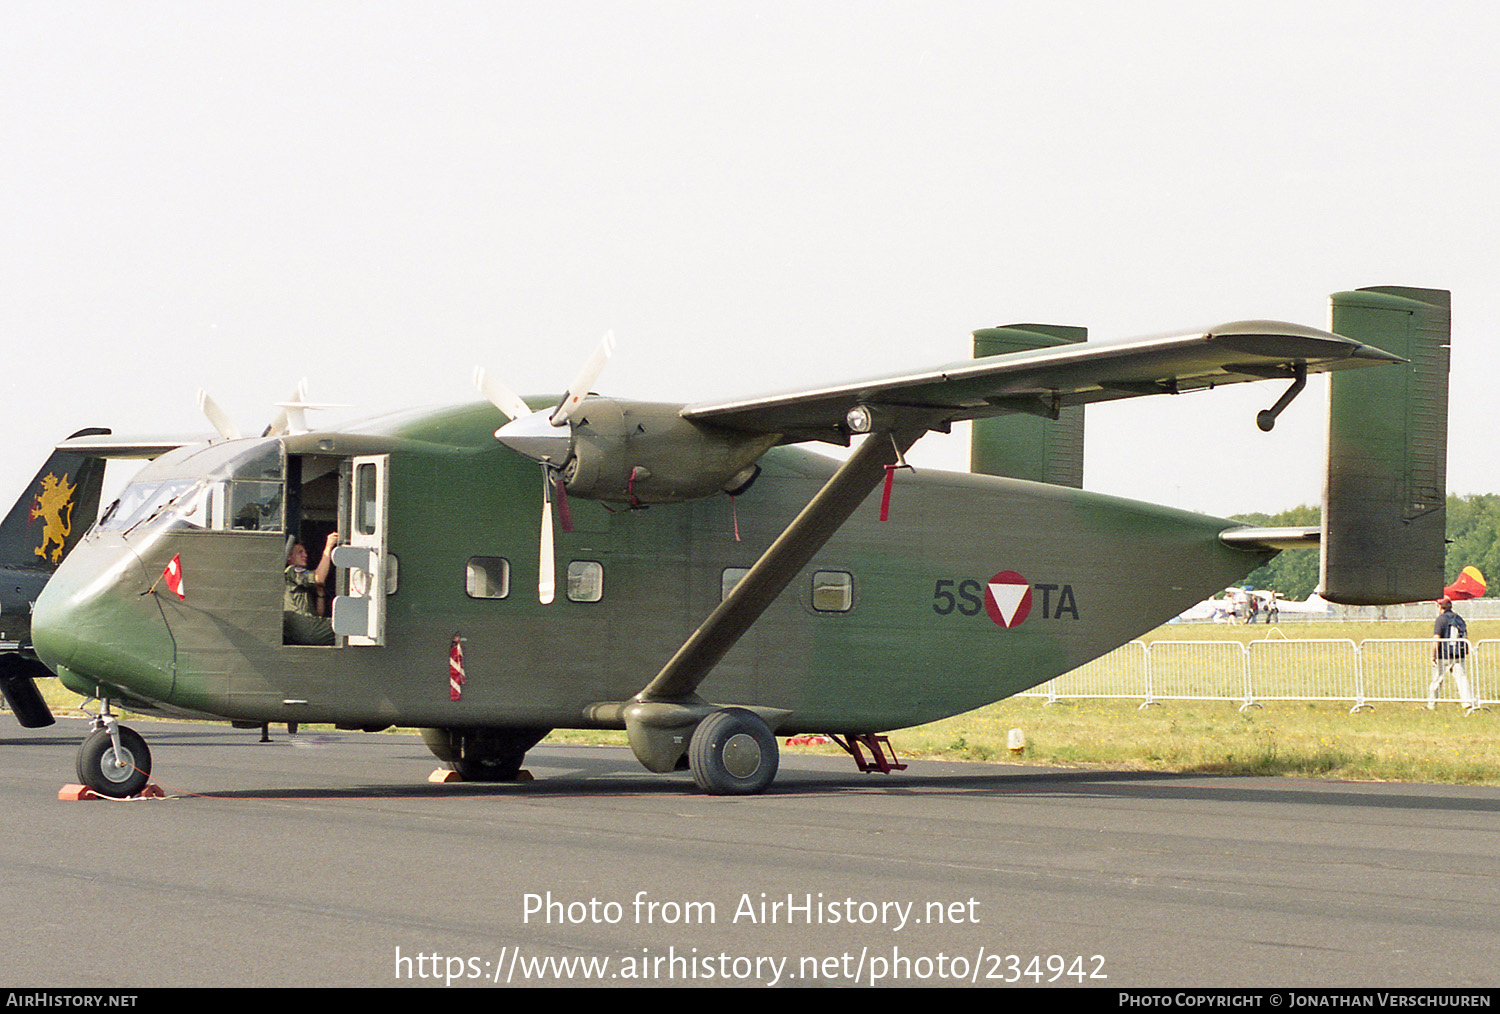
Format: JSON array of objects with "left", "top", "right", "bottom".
[{"left": 30, "top": 472, "right": 77, "bottom": 564}]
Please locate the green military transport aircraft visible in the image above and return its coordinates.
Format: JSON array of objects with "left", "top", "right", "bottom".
[{"left": 32, "top": 286, "right": 1450, "bottom": 796}]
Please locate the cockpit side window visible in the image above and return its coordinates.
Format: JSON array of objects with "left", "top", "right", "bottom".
[
  {"left": 96, "top": 438, "right": 288, "bottom": 535},
  {"left": 234, "top": 442, "right": 283, "bottom": 482},
  {"left": 227, "top": 480, "right": 283, "bottom": 531},
  {"left": 225, "top": 441, "right": 285, "bottom": 531},
  {"left": 98, "top": 479, "right": 199, "bottom": 533}
]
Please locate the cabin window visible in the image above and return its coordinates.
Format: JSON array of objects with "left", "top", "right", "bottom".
[
  {"left": 721, "top": 567, "right": 750, "bottom": 601},
  {"left": 354, "top": 464, "right": 378, "bottom": 535},
  {"left": 566, "top": 561, "right": 603, "bottom": 603},
  {"left": 812, "top": 570, "right": 853, "bottom": 613},
  {"left": 466, "top": 557, "right": 510, "bottom": 599}
]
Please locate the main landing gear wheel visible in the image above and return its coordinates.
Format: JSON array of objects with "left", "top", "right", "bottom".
[
  {"left": 689, "top": 708, "right": 778, "bottom": 795},
  {"left": 421, "top": 727, "right": 549, "bottom": 782},
  {"left": 76, "top": 726, "right": 152, "bottom": 798}
]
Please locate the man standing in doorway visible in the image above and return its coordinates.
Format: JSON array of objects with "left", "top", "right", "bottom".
[{"left": 284, "top": 530, "right": 340, "bottom": 646}]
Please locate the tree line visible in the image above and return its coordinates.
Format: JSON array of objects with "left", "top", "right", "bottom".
[{"left": 1232, "top": 495, "right": 1500, "bottom": 600}]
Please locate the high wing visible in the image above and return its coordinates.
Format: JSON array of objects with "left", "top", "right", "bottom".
[
  {"left": 637, "top": 319, "right": 1398, "bottom": 707},
  {"left": 682, "top": 320, "right": 1401, "bottom": 443},
  {"left": 54, "top": 433, "right": 203, "bottom": 459}
]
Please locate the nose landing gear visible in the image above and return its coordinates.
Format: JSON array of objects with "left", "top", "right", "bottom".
[{"left": 75, "top": 702, "right": 153, "bottom": 798}]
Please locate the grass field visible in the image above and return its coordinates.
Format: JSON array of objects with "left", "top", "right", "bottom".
[
  {"left": 879, "top": 617, "right": 1500, "bottom": 784},
  {"left": 34, "top": 619, "right": 1499, "bottom": 785}
]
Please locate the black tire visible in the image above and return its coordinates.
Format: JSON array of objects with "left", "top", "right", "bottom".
[
  {"left": 424, "top": 727, "right": 549, "bottom": 782},
  {"left": 0, "top": 671, "right": 55, "bottom": 729},
  {"left": 76, "top": 726, "right": 152, "bottom": 798},
  {"left": 454, "top": 750, "right": 526, "bottom": 782},
  {"left": 688, "top": 708, "right": 778, "bottom": 795}
]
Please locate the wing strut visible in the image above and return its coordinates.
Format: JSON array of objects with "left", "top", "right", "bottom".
[{"left": 637, "top": 427, "right": 925, "bottom": 703}]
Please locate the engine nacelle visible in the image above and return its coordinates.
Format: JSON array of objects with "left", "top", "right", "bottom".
[{"left": 561, "top": 400, "right": 778, "bottom": 505}]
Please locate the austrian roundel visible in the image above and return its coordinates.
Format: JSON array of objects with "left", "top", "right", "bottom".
[{"left": 983, "top": 571, "right": 1031, "bottom": 628}]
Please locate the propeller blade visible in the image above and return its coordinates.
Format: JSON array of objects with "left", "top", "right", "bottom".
[
  {"left": 197, "top": 390, "right": 241, "bottom": 441},
  {"left": 550, "top": 330, "right": 615, "bottom": 427},
  {"left": 539, "top": 467, "right": 556, "bottom": 604},
  {"left": 267, "top": 380, "right": 349, "bottom": 436},
  {"left": 473, "top": 367, "right": 532, "bottom": 423},
  {"left": 277, "top": 379, "right": 310, "bottom": 435}
]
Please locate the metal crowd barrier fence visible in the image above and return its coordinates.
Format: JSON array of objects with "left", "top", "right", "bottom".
[
  {"left": 1176, "top": 599, "right": 1500, "bottom": 624},
  {"left": 1246, "top": 636, "right": 1361, "bottom": 705},
  {"left": 1358, "top": 639, "right": 1435, "bottom": 708},
  {"left": 1020, "top": 637, "right": 1495, "bottom": 711},
  {"left": 1146, "top": 641, "right": 1250, "bottom": 705},
  {"left": 1039, "top": 640, "right": 1148, "bottom": 702}
]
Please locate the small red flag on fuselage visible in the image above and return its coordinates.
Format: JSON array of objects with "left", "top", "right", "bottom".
[
  {"left": 162, "top": 554, "right": 185, "bottom": 600},
  {"left": 449, "top": 637, "right": 465, "bottom": 701}
]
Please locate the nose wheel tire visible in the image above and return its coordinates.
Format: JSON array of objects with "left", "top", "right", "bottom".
[
  {"left": 77, "top": 726, "right": 152, "bottom": 798},
  {"left": 689, "top": 708, "right": 778, "bottom": 795}
]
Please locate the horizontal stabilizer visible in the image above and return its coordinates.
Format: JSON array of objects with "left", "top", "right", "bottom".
[
  {"left": 0, "top": 657, "right": 56, "bottom": 728},
  {"left": 1220, "top": 526, "right": 1320, "bottom": 551}
]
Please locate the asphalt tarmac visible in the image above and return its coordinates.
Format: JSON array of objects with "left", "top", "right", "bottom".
[{"left": 3, "top": 714, "right": 1497, "bottom": 988}]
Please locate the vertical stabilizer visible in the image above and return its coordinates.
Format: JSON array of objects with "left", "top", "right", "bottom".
[
  {"left": 970, "top": 324, "right": 1086, "bottom": 487},
  {"left": 0, "top": 428, "right": 109, "bottom": 571},
  {"left": 1321, "top": 287, "right": 1449, "bottom": 605}
]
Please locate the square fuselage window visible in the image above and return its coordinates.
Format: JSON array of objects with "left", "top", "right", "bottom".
[
  {"left": 466, "top": 557, "right": 510, "bottom": 599},
  {"left": 721, "top": 567, "right": 750, "bottom": 601},
  {"left": 812, "top": 570, "right": 853, "bottom": 612},
  {"left": 567, "top": 561, "right": 604, "bottom": 602}
]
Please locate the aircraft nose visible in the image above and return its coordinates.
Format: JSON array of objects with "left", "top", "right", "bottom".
[
  {"left": 32, "top": 538, "right": 175, "bottom": 703},
  {"left": 30, "top": 587, "right": 78, "bottom": 673}
]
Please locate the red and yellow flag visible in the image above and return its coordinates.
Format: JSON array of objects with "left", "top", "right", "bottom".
[{"left": 1443, "top": 565, "right": 1486, "bottom": 601}]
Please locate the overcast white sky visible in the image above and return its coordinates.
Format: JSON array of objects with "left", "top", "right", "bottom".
[{"left": 3, "top": 1, "right": 1496, "bottom": 518}]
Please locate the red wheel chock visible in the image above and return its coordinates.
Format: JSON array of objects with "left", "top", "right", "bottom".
[
  {"left": 427, "top": 768, "right": 534, "bottom": 784},
  {"left": 58, "top": 783, "right": 165, "bottom": 801},
  {"left": 784, "top": 734, "right": 831, "bottom": 746}
]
